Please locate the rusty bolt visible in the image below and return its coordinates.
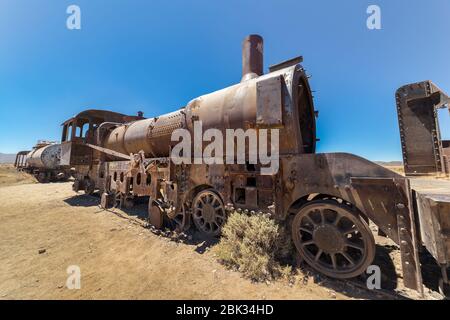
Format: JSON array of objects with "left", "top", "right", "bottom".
[{"left": 396, "top": 203, "right": 405, "bottom": 209}]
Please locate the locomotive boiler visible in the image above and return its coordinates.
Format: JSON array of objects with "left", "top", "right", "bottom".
[
  {"left": 100, "top": 35, "right": 314, "bottom": 160},
  {"left": 60, "top": 35, "right": 441, "bottom": 293}
]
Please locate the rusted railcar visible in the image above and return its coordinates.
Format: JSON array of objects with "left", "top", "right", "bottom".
[
  {"left": 60, "top": 35, "right": 450, "bottom": 295},
  {"left": 14, "top": 140, "right": 70, "bottom": 182},
  {"left": 396, "top": 81, "right": 450, "bottom": 295}
]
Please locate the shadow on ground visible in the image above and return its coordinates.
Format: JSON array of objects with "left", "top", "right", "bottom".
[
  {"left": 63, "top": 192, "right": 219, "bottom": 253},
  {"left": 63, "top": 193, "right": 101, "bottom": 208},
  {"left": 62, "top": 192, "right": 445, "bottom": 299}
]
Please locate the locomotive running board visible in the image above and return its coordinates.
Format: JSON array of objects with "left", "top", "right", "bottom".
[{"left": 350, "top": 177, "right": 424, "bottom": 295}]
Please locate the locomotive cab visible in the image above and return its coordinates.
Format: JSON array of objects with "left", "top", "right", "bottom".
[
  {"left": 60, "top": 110, "right": 144, "bottom": 167},
  {"left": 61, "top": 117, "right": 93, "bottom": 167}
]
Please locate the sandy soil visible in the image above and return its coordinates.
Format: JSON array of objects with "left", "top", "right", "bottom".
[{"left": 0, "top": 165, "right": 442, "bottom": 300}]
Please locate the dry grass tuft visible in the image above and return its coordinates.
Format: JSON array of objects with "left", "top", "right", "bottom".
[
  {"left": 215, "top": 211, "right": 294, "bottom": 282},
  {"left": 0, "top": 164, "right": 36, "bottom": 187}
]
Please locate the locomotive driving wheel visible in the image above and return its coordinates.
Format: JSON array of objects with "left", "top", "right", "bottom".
[
  {"left": 292, "top": 200, "right": 375, "bottom": 279},
  {"left": 36, "top": 172, "right": 48, "bottom": 183},
  {"left": 192, "top": 189, "right": 226, "bottom": 237},
  {"left": 173, "top": 205, "right": 190, "bottom": 233},
  {"left": 114, "top": 191, "right": 123, "bottom": 208},
  {"left": 148, "top": 200, "right": 165, "bottom": 229},
  {"left": 83, "top": 179, "right": 95, "bottom": 195}
]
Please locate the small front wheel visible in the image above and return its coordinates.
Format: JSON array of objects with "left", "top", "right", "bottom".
[{"left": 292, "top": 199, "right": 375, "bottom": 279}]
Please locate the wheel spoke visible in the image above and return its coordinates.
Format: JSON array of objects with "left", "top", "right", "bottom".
[
  {"left": 343, "top": 226, "right": 357, "bottom": 235},
  {"left": 331, "top": 253, "right": 338, "bottom": 270},
  {"left": 333, "top": 214, "right": 342, "bottom": 226},
  {"left": 341, "top": 252, "right": 355, "bottom": 266},
  {"left": 304, "top": 214, "right": 317, "bottom": 227},
  {"left": 319, "top": 209, "right": 325, "bottom": 225},
  {"left": 299, "top": 227, "right": 313, "bottom": 234},
  {"left": 315, "top": 249, "right": 323, "bottom": 262},
  {"left": 346, "top": 241, "right": 364, "bottom": 251},
  {"left": 302, "top": 240, "right": 315, "bottom": 246}
]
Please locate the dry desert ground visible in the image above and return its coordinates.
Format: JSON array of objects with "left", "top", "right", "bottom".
[{"left": 0, "top": 164, "right": 441, "bottom": 300}]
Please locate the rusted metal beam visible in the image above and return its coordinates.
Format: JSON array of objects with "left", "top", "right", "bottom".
[{"left": 84, "top": 143, "right": 131, "bottom": 160}]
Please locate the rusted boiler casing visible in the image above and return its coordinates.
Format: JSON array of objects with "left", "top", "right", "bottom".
[
  {"left": 103, "top": 35, "right": 316, "bottom": 159},
  {"left": 26, "top": 143, "right": 61, "bottom": 169}
]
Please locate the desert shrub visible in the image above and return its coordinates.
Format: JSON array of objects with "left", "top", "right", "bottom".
[{"left": 215, "top": 211, "right": 294, "bottom": 282}]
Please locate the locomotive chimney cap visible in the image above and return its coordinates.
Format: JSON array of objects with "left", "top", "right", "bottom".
[{"left": 241, "top": 34, "right": 264, "bottom": 82}]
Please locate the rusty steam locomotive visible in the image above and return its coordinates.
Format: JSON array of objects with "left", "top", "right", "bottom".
[{"left": 30, "top": 35, "right": 448, "bottom": 295}]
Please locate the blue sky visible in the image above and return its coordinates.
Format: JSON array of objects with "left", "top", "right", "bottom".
[{"left": 0, "top": 0, "right": 449, "bottom": 160}]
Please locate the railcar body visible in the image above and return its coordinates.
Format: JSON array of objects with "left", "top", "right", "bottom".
[{"left": 15, "top": 141, "right": 70, "bottom": 182}]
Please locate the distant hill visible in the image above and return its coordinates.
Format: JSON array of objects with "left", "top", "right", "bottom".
[
  {"left": 374, "top": 161, "right": 403, "bottom": 166},
  {"left": 0, "top": 153, "right": 17, "bottom": 164}
]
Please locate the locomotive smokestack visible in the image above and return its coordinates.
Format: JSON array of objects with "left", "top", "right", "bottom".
[{"left": 241, "top": 34, "right": 263, "bottom": 82}]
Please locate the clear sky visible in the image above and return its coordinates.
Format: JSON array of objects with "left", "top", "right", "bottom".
[{"left": 0, "top": 0, "right": 449, "bottom": 161}]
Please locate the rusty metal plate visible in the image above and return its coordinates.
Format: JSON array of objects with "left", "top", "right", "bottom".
[
  {"left": 416, "top": 192, "right": 450, "bottom": 265},
  {"left": 60, "top": 142, "right": 72, "bottom": 166},
  {"left": 396, "top": 81, "right": 450, "bottom": 176},
  {"left": 245, "top": 187, "right": 258, "bottom": 209},
  {"left": 350, "top": 177, "right": 423, "bottom": 293},
  {"left": 256, "top": 75, "right": 283, "bottom": 127}
]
